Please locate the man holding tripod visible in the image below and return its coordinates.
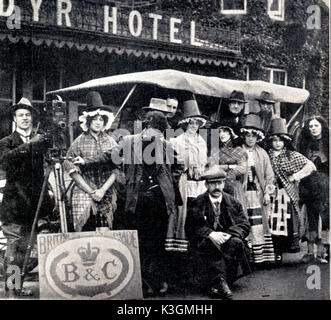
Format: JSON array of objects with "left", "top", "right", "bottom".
[{"left": 0, "top": 98, "right": 51, "bottom": 298}]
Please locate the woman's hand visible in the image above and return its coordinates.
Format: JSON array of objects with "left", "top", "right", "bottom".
[
  {"left": 288, "top": 175, "right": 296, "bottom": 182},
  {"left": 263, "top": 193, "right": 270, "bottom": 205},
  {"left": 91, "top": 188, "right": 106, "bottom": 202},
  {"left": 72, "top": 156, "right": 85, "bottom": 165}
]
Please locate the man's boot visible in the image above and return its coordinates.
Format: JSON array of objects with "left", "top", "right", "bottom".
[{"left": 3, "top": 257, "right": 16, "bottom": 299}]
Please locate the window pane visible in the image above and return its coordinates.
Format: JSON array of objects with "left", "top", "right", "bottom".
[
  {"left": 273, "top": 71, "right": 286, "bottom": 85},
  {"left": 269, "top": 0, "right": 280, "bottom": 12},
  {"left": 223, "top": 0, "right": 245, "bottom": 10},
  {"left": 265, "top": 69, "right": 271, "bottom": 82}
]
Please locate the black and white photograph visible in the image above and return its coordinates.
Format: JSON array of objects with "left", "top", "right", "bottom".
[{"left": 0, "top": 0, "right": 329, "bottom": 307}]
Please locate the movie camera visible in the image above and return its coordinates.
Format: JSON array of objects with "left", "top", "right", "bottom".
[{"left": 40, "top": 95, "right": 69, "bottom": 162}]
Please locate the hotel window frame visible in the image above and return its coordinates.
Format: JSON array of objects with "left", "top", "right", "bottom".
[
  {"left": 220, "top": 0, "right": 247, "bottom": 14},
  {"left": 267, "top": 0, "right": 285, "bottom": 21},
  {"left": 264, "top": 67, "right": 288, "bottom": 86}
]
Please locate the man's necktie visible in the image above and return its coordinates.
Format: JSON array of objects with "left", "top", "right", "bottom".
[
  {"left": 20, "top": 134, "right": 30, "bottom": 143},
  {"left": 214, "top": 201, "right": 220, "bottom": 230}
]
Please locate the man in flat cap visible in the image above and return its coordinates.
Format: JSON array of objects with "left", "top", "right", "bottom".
[
  {"left": 186, "top": 166, "right": 251, "bottom": 300},
  {"left": 0, "top": 98, "right": 51, "bottom": 297}
]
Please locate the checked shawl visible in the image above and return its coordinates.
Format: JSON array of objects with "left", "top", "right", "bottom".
[
  {"left": 268, "top": 148, "right": 308, "bottom": 214},
  {"left": 64, "top": 132, "right": 119, "bottom": 231}
]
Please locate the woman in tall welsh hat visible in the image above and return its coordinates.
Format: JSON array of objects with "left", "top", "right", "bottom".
[
  {"left": 63, "top": 91, "right": 122, "bottom": 231},
  {"left": 169, "top": 93, "right": 208, "bottom": 252},
  {"left": 266, "top": 117, "right": 316, "bottom": 263},
  {"left": 240, "top": 113, "right": 276, "bottom": 267},
  {"left": 209, "top": 118, "right": 248, "bottom": 214}
]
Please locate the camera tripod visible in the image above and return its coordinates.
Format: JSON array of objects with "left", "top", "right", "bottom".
[{"left": 20, "top": 154, "right": 72, "bottom": 288}]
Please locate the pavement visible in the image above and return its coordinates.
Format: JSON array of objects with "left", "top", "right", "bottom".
[{"left": 0, "top": 242, "right": 329, "bottom": 300}]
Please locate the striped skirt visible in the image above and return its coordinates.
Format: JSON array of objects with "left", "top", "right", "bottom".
[{"left": 247, "top": 190, "right": 276, "bottom": 264}]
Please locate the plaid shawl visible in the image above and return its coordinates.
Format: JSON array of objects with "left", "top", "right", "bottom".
[
  {"left": 268, "top": 148, "right": 307, "bottom": 214},
  {"left": 64, "top": 132, "right": 118, "bottom": 231}
]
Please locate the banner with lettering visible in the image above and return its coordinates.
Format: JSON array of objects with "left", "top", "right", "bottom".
[{"left": 37, "top": 229, "right": 143, "bottom": 300}]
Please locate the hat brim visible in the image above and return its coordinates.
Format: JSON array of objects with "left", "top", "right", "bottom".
[
  {"left": 268, "top": 133, "right": 292, "bottom": 141},
  {"left": 85, "top": 106, "right": 111, "bottom": 113},
  {"left": 212, "top": 124, "right": 238, "bottom": 139},
  {"left": 241, "top": 126, "right": 264, "bottom": 133},
  {"left": 11, "top": 104, "right": 39, "bottom": 115},
  {"left": 257, "top": 99, "right": 276, "bottom": 104},
  {"left": 240, "top": 127, "right": 265, "bottom": 141},
  {"left": 79, "top": 108, "right": 115, "bottom": 132},
  {"left": 178, "top": 115, "right": 208, "bottom": 126},
  {"left": 205, "top": 177, "right": 226, "bottom": 182},
  {"left": 227, "top": 99, "right": 248, "bottom": 103}
]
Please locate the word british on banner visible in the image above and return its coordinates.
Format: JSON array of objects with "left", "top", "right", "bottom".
[{"left": 37, "top": 229, "right": 143, "bottom": 300}]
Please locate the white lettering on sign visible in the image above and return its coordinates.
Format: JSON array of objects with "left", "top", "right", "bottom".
[
  {"left": 2, "top": 2, "right": 221, "bottom": 51},
  {"left": 190, "top": 21, "right": 202, "bottom": 47},
  {"left": 44, "top": 236, "right": 135, "bottom": 299},
  {"left": 169, "top": 17, "right": 182, "bottom": 44},
  {"left": 104, "top": 5, "right": 117, "bottom": 34},
  {"left": 57, "top": 0, "right": 72, "bottom": 27},
  {"left": 0, "top": 0, "right": 14, "bottom": 17},
  {"left": 149, "top": 13, "right": 162, "bottom": 40},
  {"left": 30, "top": 0, "right": 42, "bottom": 22},
  {"left": 129, "top": 10, "right": 142, "bottom": 37}
]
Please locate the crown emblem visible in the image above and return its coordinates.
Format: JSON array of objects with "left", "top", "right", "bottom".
[{"left": 77, "top": 243, "right": 100, "bottom": 266}]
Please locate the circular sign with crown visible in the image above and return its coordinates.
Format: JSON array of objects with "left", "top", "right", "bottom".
[{"left": 45, "top": 236, "right": 135, "bottom": 300}]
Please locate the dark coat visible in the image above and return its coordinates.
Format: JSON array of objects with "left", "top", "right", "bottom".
[
  {"left": 186, "top": 192, "right": 250, "bottom": 246},
  {"left": 186, "top": 191, "right": 252, "bottom": 282},
  {"left": 0, "top": 131, "right": 50, "bottom": 225},
  {"left": 114, "top": 133, "right": 183, "bottom": 216}
]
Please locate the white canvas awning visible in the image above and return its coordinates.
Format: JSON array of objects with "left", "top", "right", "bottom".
[{"left": 48, "top": 69, "right": 310, "bottom": 104}]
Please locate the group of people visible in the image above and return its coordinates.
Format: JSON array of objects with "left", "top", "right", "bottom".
[{"left": 0, "top": 89, "right": 329, "bottom": 300}]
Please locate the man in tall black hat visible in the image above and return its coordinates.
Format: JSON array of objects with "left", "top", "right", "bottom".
[
  {"left": 0, "top": 98, "right": 51, "bottom": 297},
  {"left": 186, "top": 166, "right": 251, "bottom": 300}
]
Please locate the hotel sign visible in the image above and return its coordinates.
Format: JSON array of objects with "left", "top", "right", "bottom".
[{"left": 0, "top": 0, "right": 240, "bottom": 52}]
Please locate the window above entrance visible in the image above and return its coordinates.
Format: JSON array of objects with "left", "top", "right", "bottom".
[
  {"left": 220, "top": 0, "right": 247, "bottom": 14},
  {"left": 264, "top": 67, "right": 287, "bottom": 86}
]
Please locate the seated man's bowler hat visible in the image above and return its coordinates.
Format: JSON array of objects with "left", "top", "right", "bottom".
[
  {"left": 11, "top": 97, "right": 39, "bottom": 115},
  {"left": 202, "top": 166, "right": 227, "bottom": 182},
  {"left": 256, "top": 91, "right": 276, "bottom": 104}
]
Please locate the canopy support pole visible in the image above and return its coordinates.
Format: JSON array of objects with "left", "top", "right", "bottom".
[
  {"left": 216, "top": 98, "right": 223, "bottom": 122},
  {"left": 114, "top": 84, "right": 137, "bottom": 120},
  {"left": 287, "top": 105, "right": 304, "bottom": 128}
]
